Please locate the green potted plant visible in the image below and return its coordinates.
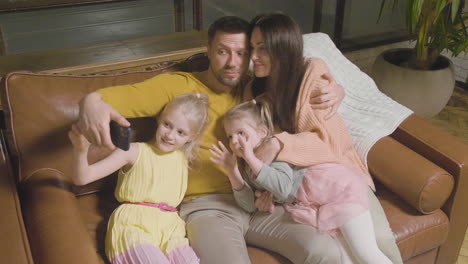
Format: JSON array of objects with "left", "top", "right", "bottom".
[{"left": 371, "top": 0, "right": 467, "bottom": 118}]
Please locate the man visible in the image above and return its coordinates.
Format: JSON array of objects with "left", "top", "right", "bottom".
[{"left": 78, "top": 16, "right": 348, "bottom": 264}]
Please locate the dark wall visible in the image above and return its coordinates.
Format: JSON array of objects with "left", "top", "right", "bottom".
[{"left": 0, "top": 0, "right": 127, "bottom": 11}]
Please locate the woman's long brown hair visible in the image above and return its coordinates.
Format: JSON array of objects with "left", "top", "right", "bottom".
[{"left": 250, "top": 13, "right": 305, "bottom": 133}]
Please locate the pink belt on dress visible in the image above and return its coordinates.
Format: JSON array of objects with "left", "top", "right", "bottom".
[{"left": 124, "top": 201, "right": 178, "bottom": 212}]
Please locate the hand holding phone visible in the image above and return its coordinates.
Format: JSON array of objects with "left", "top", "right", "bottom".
[{"left": 110, "top": 121, "right": 131, "bottom": 151}]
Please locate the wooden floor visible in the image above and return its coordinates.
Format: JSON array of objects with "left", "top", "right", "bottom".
[
  {"left": 458, "top": 231, "right": 468, "bottom": 264},
  {"left": 431, "top": 86, "right": 468, "bottom": 143},
  {"left": 430, "top": 86, "right": 468, "bottom": 264}
]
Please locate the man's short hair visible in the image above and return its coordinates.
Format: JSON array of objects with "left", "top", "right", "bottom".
[{"left": 207, "top": 16, "right": 249, "bottom": 44}]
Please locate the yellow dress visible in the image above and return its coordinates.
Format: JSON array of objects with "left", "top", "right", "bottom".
[
  {"left": 98, "top": 72, "right": 241, "bottom": 201},
  {"left": 105, "top": 143, "right": 197, "bottom": 264}
]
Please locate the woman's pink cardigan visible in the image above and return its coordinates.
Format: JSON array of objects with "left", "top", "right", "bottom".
[{"left": 273, "top": 58, "right": 375, "bottom": 190}]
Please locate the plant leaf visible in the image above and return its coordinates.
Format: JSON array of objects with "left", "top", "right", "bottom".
[
  {"left": 434, "top": 0, "right": 447, "bottom": 19},
  {"left": 451, "top": 0, "right": 460, "bottom": 21},
  {"left": 379, "top": 0, "right": 467, "bottom": 68},
  {"left": 410, "top": 0, "right": 424, "bottom": 33}
]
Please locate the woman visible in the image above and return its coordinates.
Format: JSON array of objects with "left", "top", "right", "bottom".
[{"left": 246, "top": 12, "right": 403, "bottom": 264}]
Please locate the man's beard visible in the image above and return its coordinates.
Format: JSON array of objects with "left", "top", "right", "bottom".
[
  {"left": 219, "top": 76, "right": 240, "bottom": 87},
  {"left": 214, "top": 67, "right": 242, "bottom": 87}
]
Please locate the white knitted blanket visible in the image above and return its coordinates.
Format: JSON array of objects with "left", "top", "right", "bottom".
[{"left": 302, "top": 33, "right": 413, "bottom": 167}]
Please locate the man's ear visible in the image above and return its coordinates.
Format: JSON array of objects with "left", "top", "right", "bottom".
[{"left": 206, "top": 42, "right": 212, "bottom": 59}]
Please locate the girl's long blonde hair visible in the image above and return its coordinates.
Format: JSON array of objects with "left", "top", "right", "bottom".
[{"left": 161, "top": 93, "right": 210, "bottom": 165}]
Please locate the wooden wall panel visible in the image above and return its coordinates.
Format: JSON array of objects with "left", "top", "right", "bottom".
[{"left": 0, "top": 0, "right": 126, "bottom": 11}]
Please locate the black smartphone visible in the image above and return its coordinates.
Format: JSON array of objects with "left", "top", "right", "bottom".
[{"left": 110, "top": 121, "right": 131, "bottom": 151}]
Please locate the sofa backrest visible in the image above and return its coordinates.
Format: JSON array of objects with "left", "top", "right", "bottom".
[{"left": 0, "top": 54, "right": 209, "bottom": 189}]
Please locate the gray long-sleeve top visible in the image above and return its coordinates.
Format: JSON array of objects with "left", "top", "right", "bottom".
[{"left": 233, "top": 161, "right": 306, "bottom": 213}]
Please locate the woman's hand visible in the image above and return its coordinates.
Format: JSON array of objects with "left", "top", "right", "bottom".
[
  {"left": 309, "top": 73, "right": 345, "bottom": 120},
  {"left": 68, "top": 124, "right": 91, "bottom": 152},
  {"left": 255, "top": 191, "right": 275, "bottom": 213}
]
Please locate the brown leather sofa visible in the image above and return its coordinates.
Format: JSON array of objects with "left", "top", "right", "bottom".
[{"left": 0, "top": 54, "right": 467, "bottom": 264}]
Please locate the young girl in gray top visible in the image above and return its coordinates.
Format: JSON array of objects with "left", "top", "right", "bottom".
[{"left": 210, "top": 98, "right": 392, "bottom": 264}]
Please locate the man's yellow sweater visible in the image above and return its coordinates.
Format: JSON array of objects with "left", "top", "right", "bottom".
[{"left": 98, "top": 72, "right": 241, "bottom": 200}]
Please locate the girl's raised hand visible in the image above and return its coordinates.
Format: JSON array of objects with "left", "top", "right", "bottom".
[
  {"left": 209, "top": 141, "right": 238, "bottom": 173},
  {"left": 68, "top": 124, "right": 91, "bottom": 152}
]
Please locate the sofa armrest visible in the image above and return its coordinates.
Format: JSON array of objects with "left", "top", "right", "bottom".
[
  {"left": 368, "top": 136, "right": 454, "bottom": 214},
  {"left": 21, "top": 169, "right": 100, "bottom": 264},
  {"left": 391, "top": 114, "right": 468, "bottom": 264},
  {"left": 0, "top": 132, "right": 33, "bottom": 264}
]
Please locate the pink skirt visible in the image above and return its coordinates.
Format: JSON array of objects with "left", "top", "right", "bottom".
[{"left": 284, "top": 163, "right": 369, "bottom": 237}]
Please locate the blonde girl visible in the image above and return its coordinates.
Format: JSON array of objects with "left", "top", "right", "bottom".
[
  {"left": 210, "top": 98, "right": 392, "bottom": 264},
  {"left": 69, "top": 93, "right": 209, "bottom": 264}
]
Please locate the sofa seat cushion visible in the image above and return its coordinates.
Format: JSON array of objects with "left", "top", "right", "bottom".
[
  {"left": 77, "top": 189, "right": 292, "bottom": 264},
  {"left": 378, "top": 189, "right": 449, "bottom": 261},
  {"left": 78, "top": 186, "right": 450, "bottom": 263},
  {"left": 247, "top": 247, "right": 291, "bottom": 264},
  {"left": 77, "top": 189, "right": 119, "bottom": 262}
]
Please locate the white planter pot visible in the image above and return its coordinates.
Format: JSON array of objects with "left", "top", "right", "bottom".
[{"left": 371, "top": 48, "right": 455, "bottom": 118}]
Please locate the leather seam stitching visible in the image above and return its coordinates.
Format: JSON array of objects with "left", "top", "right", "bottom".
[
  {"left": 418, "top": 172, "right": 453, "bottom": 214},
  {"left": 26, "top": 167, "right": 64, "bottom": 181}
]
